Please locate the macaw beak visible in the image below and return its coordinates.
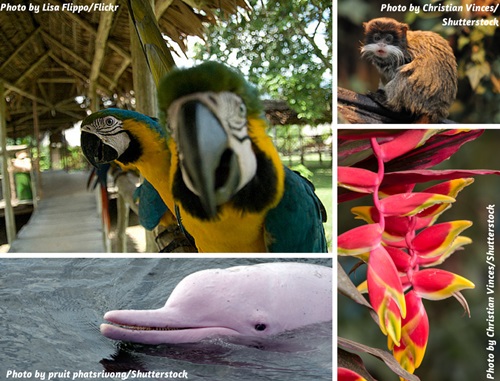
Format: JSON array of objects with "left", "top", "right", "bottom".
[
  {"left": 80, "top": 131, "right": 119, "bottom": 167},
  {"left": 176, "top": 100, "right": 240, "bottom": 218}
]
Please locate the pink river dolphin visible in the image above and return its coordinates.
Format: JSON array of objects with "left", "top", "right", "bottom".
[{"left": 101, "top": 262, "right": 332, "bottom": 344}]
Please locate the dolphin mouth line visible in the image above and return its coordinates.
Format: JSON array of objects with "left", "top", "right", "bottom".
[
  {"left": 104, "top": 320, "right": 240, "bottom": 334},
  {"left": 109, "top": 323, "right": 194, "bottom": 332}
]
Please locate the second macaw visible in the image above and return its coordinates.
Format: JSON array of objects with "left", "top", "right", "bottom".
[{"left": 80, "top": 62, "right": 327, "bottom": 252}]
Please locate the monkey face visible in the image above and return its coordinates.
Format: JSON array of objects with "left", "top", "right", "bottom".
[
  {"left": 365, "top": 32, "right": 396, "bottom": 58},
  {"left": 361, "top": 17, "right": 410, "bottom": 71}
]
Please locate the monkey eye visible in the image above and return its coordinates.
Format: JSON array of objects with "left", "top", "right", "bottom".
[
  {"left": 373, "top": 33, "right": 381, "bottom": 42},
  {"left": 386, "top": 34, "right": 394, "bottom": 43}
]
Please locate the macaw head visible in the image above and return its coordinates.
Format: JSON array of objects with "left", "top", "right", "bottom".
[
  {"left": 159, "top": 62, "right": 284, "bottom": 220},
  {"left": 80, "top": 108, "right": 165, "bottom": 168}
]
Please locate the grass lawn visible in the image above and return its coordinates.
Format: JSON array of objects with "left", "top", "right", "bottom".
[{"left": 281, "top": 153, "right": 333, "bottom": 251}]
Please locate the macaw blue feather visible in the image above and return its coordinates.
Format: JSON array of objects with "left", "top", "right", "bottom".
[
  {"left": 87, "top": 163, "right": 110, "bottom": 190},
  {"left": 85, "top": 108, "right": 166, "bottom": 138},
  {"left": 265, "top": 167, "right": 327, "bottom": 252},
  {"left": 133, "top": 179, "right": 168, "bottom": 230}
]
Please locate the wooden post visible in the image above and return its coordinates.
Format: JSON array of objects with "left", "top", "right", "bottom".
[
  {"left": 130, "top": 4, "right": 158, "bottom": 116},
  {"left": 116, "top": 193, "right": 130, "bottom": 252},
  {"left": 29, "top": 148, "right": 38, "bottom": 209},
  {"left": 32, "top": 87, "right": 42, "bottom": 200},
  {"left": 129, "top": 0, "right": 158, "bottom": 252},
  {"left": 0, "top": 81, "right": 16, "bottom": 244}
]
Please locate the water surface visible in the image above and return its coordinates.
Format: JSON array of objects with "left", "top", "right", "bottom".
[{"left": 0, "top": 258, "right": 332, "bottom": 381}]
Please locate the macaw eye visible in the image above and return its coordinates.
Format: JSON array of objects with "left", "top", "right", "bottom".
[
  {"left": 254, "top": 323, "right": 266, "bottom": 331},
  {"left": 238, "top": 102, "right": 246, "bottom": 118},
  {"left": 104, "top": 116, "right": 115, "bottom": 126}
]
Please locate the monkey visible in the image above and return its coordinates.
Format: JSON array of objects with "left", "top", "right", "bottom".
[{"left": 361, "top": 17, "right": 457, "bottom": 123}]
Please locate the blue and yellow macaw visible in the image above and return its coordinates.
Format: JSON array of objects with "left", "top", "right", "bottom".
[{"left": 80, "top": 62, "right": 327, "bottom": 252}]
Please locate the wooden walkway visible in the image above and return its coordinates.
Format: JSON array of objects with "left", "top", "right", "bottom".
[{"left": 8, "top": 170, "right": 104, "bottom": 253}]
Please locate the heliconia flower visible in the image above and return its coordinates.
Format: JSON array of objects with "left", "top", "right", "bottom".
[
  {"left": 356, "top": 280, "right": 368, "bottom": 294},
  {"left": 351, "top": 206, "right": 380, "bottom": 225},
  {"left": 385, "top": 215, "right": 435, "bottom": 235},
  {"left": 412, "top": 269, "right": 475, "bottom": 300},
  {"left": 417, "top": 178, "right": 474, "bottom": 218},
  {"left": 338, "top": 224, "right": 383, "bottom": 258},
  {"left": 385, "top": 215, "right": 436, "bottom": 243},
  {"left": 412, "top": 220, "right": 472, "bottom": 258},
  {"left": 338, "top": 368, "right": 368, "bottom": 381},
  {"left": 377, "top": 129, "right": 438, "bottom": 162},
  {"left": 419, "top": 236, "right": 472, "bottom": 267},
  {"left": 385, "top": 246, "right": 411, "bottom": 273},
  {"left": 338, "top": 166, "right": 380, "bottom": 193},
  {"left": 379, "top": 183, "right": 416, "bottom": 197},
  {"left": 390, "top": 291, "right": 429, "bottom": 377},
  {"left": 439, "top": 129, "right": 472, "bottom": 135},
  {"left": 422, "top": 177, "right": 474, "bottom": 198},
  {"left": 379, "top": 193, "right": 455, "bottom": 217},
  {"left": 367, "top": 246, "right": 407, "bottom": 345},
  {"left": 351, "top": 206, "right": 435, "bottom": 243}
]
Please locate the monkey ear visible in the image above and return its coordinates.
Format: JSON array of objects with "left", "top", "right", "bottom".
[
  {"left": 362, "top": 22, "right": 368, "bottom": 31},
  {"left": 401, "top": 22, "right": 409, "bottom": 34}
]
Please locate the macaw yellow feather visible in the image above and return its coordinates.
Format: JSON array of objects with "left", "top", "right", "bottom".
[
  {"left": 118, "top": 119, "right": 175, "bottom": 212},
  {"left": 168, "top": 117, "right": 285, "bottom": 253}
]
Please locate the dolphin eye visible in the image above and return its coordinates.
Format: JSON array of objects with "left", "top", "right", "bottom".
[{"left": 254, "top": 323, "right": 266, "bottom": 331}]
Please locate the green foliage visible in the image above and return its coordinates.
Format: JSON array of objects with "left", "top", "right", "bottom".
[
  {"left": 453, "top": 22, "right": 500, "bottom": 123},
  {"left": 38, "top": 145, "right": 51, "bottom": 171},
  {"left": 274, "top": 125, "right": 302, "bottom": 156},
  {"left": 64, "top": 146, "right": 88, "bottom": 171},
  {"left": 193, "top": 0, "right": 332, "bottom": 124}
]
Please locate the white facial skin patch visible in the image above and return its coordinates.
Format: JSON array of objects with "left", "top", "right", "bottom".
[
  {"left": 168, "top": 92, "right": 257, "bottom": 201},
  {"left": 81, "top": 115, "right": 131, "bottom": 157}
]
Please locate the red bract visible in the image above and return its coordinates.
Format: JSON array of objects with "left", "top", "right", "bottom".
[
  {"left": 378, "top": 193, "right": 455, "bottom": 217},
  {"left": 411, "top": 269, "right": 475, "bottom": 300},
  {"left": 377, "top": 129, "right": 438, "bottom": 162},
  {"left": 338, "top": 224, "right": 383, "bottom": 258},
  {"left": 391, "top": 291, "right": 429, "bottom": 377},
  {"left": 418, "top": 236, "right": 472, "bottom": 267},
  {"left": 367, "top": 245, "right": 406, "bottom": 345},
  {"left": 416, "top": 178, "right": 474, "bottom": 218},
  {"left": 385, "top": 246, "right": 411, "bottom": 273},
  {"left": 338, "top": 368, "right": 368, "bottom": 381},
  {"left": 412, "top": 221, "right": 472, "bottom": 258},
  {"left": 338, "top": 166, "right": 379, "bottom": 193},
  {"left": 352, "top": 207, "right": 435, "bottom": 243}
]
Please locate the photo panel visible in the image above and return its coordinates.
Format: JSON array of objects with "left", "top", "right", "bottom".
[
  {"left": 338, "top": 0, "right": 500, "bottom": 124},
  {"left": 338, "top": 129, "right": 499, "bottom": 380},
  {"left": 1, "top": 257, "right": 332, "bottom": 380}
]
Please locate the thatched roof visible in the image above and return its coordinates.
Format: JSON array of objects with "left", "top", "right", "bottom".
[
  {"left": 0, "top": 0, "right": 247, "bottom": 138},
  {"left": 263, "top": 99, "right": 304, "bottom": 126}
]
